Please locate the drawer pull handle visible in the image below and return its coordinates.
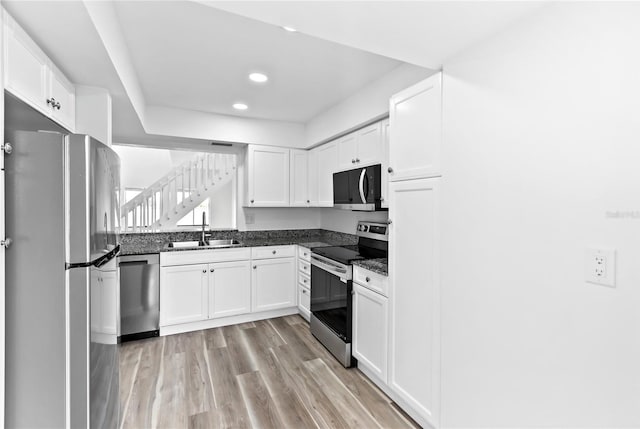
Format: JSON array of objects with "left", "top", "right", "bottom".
[{"left": 366, "top": 277, "right": 371, "bottom": 282}]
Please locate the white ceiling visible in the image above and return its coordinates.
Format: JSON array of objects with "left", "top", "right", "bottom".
[
  {"left": 2, "top": 1, "right": 545, "bottom": 147},
  {"left": 113, "top": 1, "right": 403, "bottom": 122},
  {"left": 205, "top": 1, "right": 545, "bottom": 68}
]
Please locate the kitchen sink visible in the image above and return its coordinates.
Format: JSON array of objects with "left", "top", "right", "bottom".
[
  {"left": 202, "top": 239, "right": 242, "bottom": 248},
  {"left": 167, "top": 239, "right": 242, "bottom": 249}
]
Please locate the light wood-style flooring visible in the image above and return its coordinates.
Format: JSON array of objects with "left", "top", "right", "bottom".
[{"left": 119, "top": 315, "right": 419, "bottom": 429}]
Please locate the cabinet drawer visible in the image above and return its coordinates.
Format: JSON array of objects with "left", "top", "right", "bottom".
[
  {"left": 161, "top": 247, "right": 251, "bottom": 266},
  {"left": 353, "top": 266, "right": 388, "bottom": 297},
  {"left": 298, "top": 259, "right": 311, "bottom": 276},
  {"left": 251, "top": 245, "right": 295, "bottom": 260},
  {"left": 298, "top": 272, "right": 311, "bottom": 288},
  {"left": 298, "top": 284, "right": 310, "bottom": 312},
  {"left": 298, "top": 246, "right": 311, "bottom": 262}
]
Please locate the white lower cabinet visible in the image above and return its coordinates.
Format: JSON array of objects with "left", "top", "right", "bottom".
[
  {"left": 353, "top": 282, "right": 388, "bottom": 383},
  {"left": 160, "top": 263, "right": 208, "bottom": 326},
  {"left": 388, "top": 177, "right": 441, "bottom": 428},
  {"left": 160, "top": 246, "right": 298, "bottom": 333},
  {"left": 91, "top": 266, "right": 119, "bottom": 342},
  {"left": 208, "top": 260, "right": 251, "bottom": 319},
  {"left": 297, "top": 245, "right": 312, "bottom": 321},
  {"left": 252, "top": 257, "right": 296, "bottom": 312}
]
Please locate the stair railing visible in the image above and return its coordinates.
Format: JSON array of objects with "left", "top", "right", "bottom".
[{"left": 121, "top": 153, "right": 235, "bottom": 232}]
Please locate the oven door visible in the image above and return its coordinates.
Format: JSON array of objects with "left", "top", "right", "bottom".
[{"left": 310, "top": 263, "right": 352, "bottom": 342}]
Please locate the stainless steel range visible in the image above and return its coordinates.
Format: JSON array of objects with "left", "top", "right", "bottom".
[{"left": 310, "top": 221, "right": 389, "bottom": 367}]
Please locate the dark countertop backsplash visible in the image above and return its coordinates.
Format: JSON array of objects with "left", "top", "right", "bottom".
[{"left": 119, "top": 229, "right": 358, "bottom": 256}]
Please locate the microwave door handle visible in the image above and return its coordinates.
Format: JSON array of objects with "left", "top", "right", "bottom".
[{"left": 358, "top": 168, "right": 367, "bottom": 203}]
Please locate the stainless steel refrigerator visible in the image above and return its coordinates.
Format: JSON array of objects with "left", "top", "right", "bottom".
[{"left": 5, "top": 122, "right": 121, "bottom": 426}]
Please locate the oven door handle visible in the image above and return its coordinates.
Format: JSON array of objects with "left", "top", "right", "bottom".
[{"left": 311, "top": 254, "right": 348, "bottom": 274}]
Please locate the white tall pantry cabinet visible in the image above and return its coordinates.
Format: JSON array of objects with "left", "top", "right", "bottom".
[{"left": 387, "top": 72, "right": 442, "bottom": 429}]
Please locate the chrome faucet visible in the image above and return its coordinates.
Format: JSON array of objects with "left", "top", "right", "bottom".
[{"left": 201, "top": 212, "right": 207, "bottom": 244}]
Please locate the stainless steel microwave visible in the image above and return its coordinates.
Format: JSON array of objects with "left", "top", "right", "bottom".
[{"left": 333, "top": 164, "right": 386, "bottom": 211}]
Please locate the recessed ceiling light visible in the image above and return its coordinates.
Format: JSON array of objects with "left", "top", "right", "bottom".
[
  {"left": 249, "top": 72, "right": 268, "bottom": 83},
  {"left": 233, "top": 103, "right": 248, "bottom": 111},
  {"left": 282, "top": 26, "right": 297, "bottom": 32}
]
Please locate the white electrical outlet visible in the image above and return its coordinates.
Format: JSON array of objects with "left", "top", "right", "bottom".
[{"left": 585, "top": 248, "right": 616, "bottom": 287}]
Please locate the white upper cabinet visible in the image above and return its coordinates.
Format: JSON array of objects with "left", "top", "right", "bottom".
[
  {"left": 290, "top": 149, "right": 309, "bottom": 207},
  {"left": 3, "top": 12, "right": 76, "bottom": 131},
  {"left": 48, "top": 66, "right": 76, "bottom": 132},
  {"left": 336, "top": 121, "right": 384, "bottom": 171},
  {"left": 246, "top": 145, "right": 290, "bottom": 207},
  {"left": 389, "top": 73, "right": 442, "bottom": 181},
  {"left": 313, "top": 141, "right": 338, "bottom": 207},
  {"left": 307, "top": 149, "right": 319, "bottom": 206},
  {"left": 336, "top": 132, "right": 358, "bottom": 171},
  {"left": 381, "top": 119, "right": 390, "bottom": 208},
  {"left": 355, "top": 121, "right": 384, "bottom": 167}
]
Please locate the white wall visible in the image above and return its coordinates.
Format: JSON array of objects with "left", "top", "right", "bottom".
[
  {"left": 75, "top": 86, "right": 112, "bottom": 146},
  {"left": 440, "top": 3, "right": 640, "bottom": 427},
  {"left": 304, "top": 63, "right": 433, "bottom": 147},
  {"left": 145, "top": 105, "right": 306, "bottom": 149},
  {"left": 319, "top": 208, "right": 387, "bottom": 235},
  {"left": 209, "top": 179, "right": 234, "bottom": 229},
  {"left": 113, "top": 145, "right": 173, "bottom": 190}
]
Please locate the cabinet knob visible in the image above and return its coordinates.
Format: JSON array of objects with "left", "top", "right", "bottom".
[
  {"left": 202, "top": 269, "right": 207, "bottom": 273},
  {"left": 366, "top": 277, "right": 371, "bottom": 282},
  {"left": 303, "top": 266, "right": 307, "bottom": 270},
  {"left": 387, "top": 219, "right": 392, "bottom": 225},
  {"left": 304, "top": 253, "right": 307, "bottom": 256},
  {"left": 55, "top": 102, "right": 61, "bottom": 110},
  {"left": 210, "top": 268, "right": 214, "bottom": 272},
  {"left": 303, "top": 279, "right": 307, "bottom": 283},
  {"left": 307, "top": 200, "right": 310, "bottom": 203},
  {"left": 388, "top": 167, "right": 394, "bottom": 173},
  {"left": 250, "top": 199, "right": 254, "bottom": 204},
  {"left": 253, "top": 265, "right": 257, "bottom": 269},
  {"left": 302, "top": 289, "right": 307, "bottom": 294},
  {"left": 272, "top": 250, "right": 276, "bottom": 254},
  {"left": 380, "top": 197, "right": 385, "bottom": 202},
  {"left": 355, "top": 158, "right": 360, "bottom": 163},
  {"left": 46, "top": 97, "right": 55, "bottom": 106},
  {"left": 351, "top": 159, "right": 356, "bottom": 164}
]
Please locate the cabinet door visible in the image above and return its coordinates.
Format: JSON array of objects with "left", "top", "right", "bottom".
[
  {"left": 246, "top": 145, "right": 290, "bottom": 207},
  {"left": 353, "top": 284, "right": 388, "bottom": 382},
  {"left": 252, "top": 257, "right": 296, "bottom": 312},
  {"left": 355, "top": 122, "right": 383, "bottom": 167},
  {"left": 289, "top": 149, "right": 309, "bottom": 206},
  {"left": 388, "top": 178, "right": 440, "bottom": 428},
  {"left": 209, "top": 260, "right": 251, "bottom": 319},
  {"left": 336, "top": 132, "right": 358, "bottom": 171},
  {"left": 160, "top": 264, "right": 208, "bottom": 326},
  {"left": 315, "top": 142, "right": 338, "bottom": 207},
  {"left": 307, "top": 149, "right": 319, "bottom": 206},
  {"left": 389, "top": 73, "right": 442, "bottom": 181},
  {"left": 49, "top": 67, "right": 76, "bottom": 132},
  {"left": 3, "top": 19, "right": 49, "bottom": 114},
  {"left": 381, "top": 119, "right": 390, "bottom": 209},
  {"left": 298, "top": 284, "right": 311, "bottom": 321},
  {"left": 100, "top": 270, "right": 119, "bottom": 335}
]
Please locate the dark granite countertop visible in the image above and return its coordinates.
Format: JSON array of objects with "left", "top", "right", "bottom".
[
  {"left": 119, "top": 229, "right": 356, "bottom": 256},
  {"left": 352, "top": 258, "right": 388, "bottom": 276}
]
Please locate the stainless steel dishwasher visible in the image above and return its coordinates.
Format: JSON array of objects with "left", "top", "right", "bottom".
[{"left": 118, "top": 254, "right": 160, "bottom": 342}]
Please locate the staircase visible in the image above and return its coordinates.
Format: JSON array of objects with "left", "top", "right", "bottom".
[{"left": 121, "top": 152, "right": 236, "bottom": 232}]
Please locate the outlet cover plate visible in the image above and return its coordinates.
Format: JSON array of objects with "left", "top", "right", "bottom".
[{"left": 585, "top": 247, "right": 616, "bottom": 287}]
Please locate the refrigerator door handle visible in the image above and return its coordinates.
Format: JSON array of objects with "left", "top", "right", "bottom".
[{"left": 66, "top": 244, "right": 120, "bottom": 270}]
